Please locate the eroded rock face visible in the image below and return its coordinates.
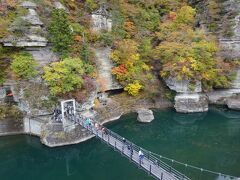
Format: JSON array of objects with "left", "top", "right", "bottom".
[
  {"left": 137, "top": 108, "right": 154, "bottom": 123},
  {"left": 219, "top": 0, "right": 240, "bottom": 59},
  {"left": 92, "top": 5, "right": 112, "bottom": 32},
  {"left": 95, "top": 48, "right": 122, "bottom": 91},
  {"left": 165, "top": 77, "right": 202, "bottom": 93},
  {"left": 227, "top": 98, "right": 240, "bottom": 110},
  {"left": 23, "top": 9, "right": 43, "bottom": 26},
  {"left": 174, "top": 94, "right": 208, "bottom": 113},
  {"left": 165, "top": 77, "right": 205, "bottom": 113},
  {"left": 26, "top": 47, "right": 58, "bottom": 67},
  {"left": 1, "top": 1, "right": 47, "bottom": 47},
  {"left": 207, "top": 89, "right": 240, "bottom": 105},
  {"left": 2, "top": 35, "right": 47, "bottom": 47}
]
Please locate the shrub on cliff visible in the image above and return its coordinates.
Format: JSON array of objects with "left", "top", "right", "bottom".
[
  {"left": 124, "top": 81, "right": 143, "bottom": 96},
  {"left": 48, "top": 9, "right": 73, "bottom": 57},
  {"left": 11, "top": 53, "right": 38, "bottom": 79},
  {"left": 43, "top": 57, "right": 93, "bottom": 95}
]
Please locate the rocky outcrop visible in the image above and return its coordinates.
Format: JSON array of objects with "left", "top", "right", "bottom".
[
  {"left": 164, "top": 77, "right": 207, "bottom": 113},
  {"left": 95, "top": 47, "right": 122, "bottom": 91},
  {"left": 22, "top": 8, "right": 43, "bottom": 26},
  {"left": 1, "top": 1, "right": 59, "bottom": 67},
  {"left": 2, "top": 35, "right": 47, "bottom": 47},
  {"left": 41, "top": 120, "right": 94, "bottom": 147},
  {"left": 26, "top": 47, "right": 58, "bottom": 67},
  {"left": 190, "top": 0, "right": 240, "bottom": 59},
  {"left": 227, "top": 98, "right": 240, "bottom": 110},
  {"left": 91, "top": 5, "right": 112, "bottom": 32},
  {"left": 165, "top": 77, "right": 202, "bottom": 93},
  {"left": 207, "top": 89, "right": 240, "bottom": 105},
  {"left": 137, "top": 108, "right": 154, "bottom": 123},
  {"left": 92, "top": 6, "right": 122, "bottom": 92},
  {"left": 1, "top": 1, "right": 47, "bottom": 47},
  {"left": 169, "top": 0, "right": 240, "bottom": 113},
  {"left": 219, "top": 0, "right": 240, "bottom": 59},
  {"left": 174, "top": 94, "right": 208, "bottom": 113}
]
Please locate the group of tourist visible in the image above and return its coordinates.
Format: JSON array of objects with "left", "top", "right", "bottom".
[
  {"left": 53, "top": 107, "right": 62, "bottom": 122},
  {"left": 82, "top": 117, "right": 108, "bottom": 135},
  {"left": 53, "top": 104, "right": 75, "bottom": 122}
]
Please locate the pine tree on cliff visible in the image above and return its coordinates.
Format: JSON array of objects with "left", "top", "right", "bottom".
[{"left": 48, "top": 9, "right": 73, "bottom": 57}]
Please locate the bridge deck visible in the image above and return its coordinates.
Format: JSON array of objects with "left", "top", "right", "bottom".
[{"left": 75, "top": 117, "right": 190, "bottom": 180}]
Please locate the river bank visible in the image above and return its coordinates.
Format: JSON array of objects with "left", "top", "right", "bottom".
[{"left": 0, "top": 92, "right": 172, "bottom": 147}]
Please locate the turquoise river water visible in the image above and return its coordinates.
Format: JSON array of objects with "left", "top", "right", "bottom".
[{"left": 0, "top": 107, "right": 240, "bottom": 180}]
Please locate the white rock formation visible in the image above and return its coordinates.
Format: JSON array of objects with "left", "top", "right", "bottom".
[
  {"left": 227, "top": 98, "right": 240, "bottom": 110},
  {"left": 165, "top": 77, "right": 202, "bottom": 93},
  {"left": 174, "top": 94, "right": 208, "bottom": 113},
  {"left": 92, "top": 5, "right": 112, "bottom": 32},
  {"left": 207, "top": 89, "right": 240, "bottom": 105},
  {"left": 137, "top": 108, "right": 154, "bottom": 123},
  {"left": 164, "top": 76, "right": 206, "bottom": 113},
  {"left": 22, "top": 9, "right": 43, "bottom": 25}
]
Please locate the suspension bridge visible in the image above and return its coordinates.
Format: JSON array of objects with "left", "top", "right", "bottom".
[{"left": 52, "top": 100, "right": 240, "bottom": 180}]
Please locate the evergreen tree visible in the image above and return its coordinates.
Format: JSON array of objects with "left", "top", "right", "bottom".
[{"left": 48, "top": 9, "right": 73, "bottom": 57}]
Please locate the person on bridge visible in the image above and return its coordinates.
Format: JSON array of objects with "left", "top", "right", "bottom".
[
  {"left": 95, "top": 122, "right": 99, "bottom": 130},
  {"left": 102, "top": 127, "right": 107, "bottom": 135},
  {"left": 138, "top": 150, "right": 144, "bottom": 165}
]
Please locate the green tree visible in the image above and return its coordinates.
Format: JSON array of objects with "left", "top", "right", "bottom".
[
  {"left": 11, "top": 53, "right": 38, "bottom": 79},
  {"left": 43, "top": 57, "right": 93, "bottom": 95},
  {"left": 48, "top": 9, "right": 73, "bottom": 57}
]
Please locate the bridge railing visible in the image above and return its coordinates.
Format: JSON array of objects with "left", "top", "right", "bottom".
[
  {"left": 107, "top": 129, "right": 190, "bottom": 180},
  {"left": 70, "top": 115, "right": 189, "bottom": 179}
]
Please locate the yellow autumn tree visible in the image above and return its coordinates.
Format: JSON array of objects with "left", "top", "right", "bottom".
[{"left": 124, "top": 81, "right": 143, "bottom": 96}]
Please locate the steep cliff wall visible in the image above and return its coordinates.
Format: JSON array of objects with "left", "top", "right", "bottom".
[
  {"left": 190, "top": 0, "right": 240, "bottom": 59},
  {"left": 189, "top": 0, "right": 240, "bottom": 111}
]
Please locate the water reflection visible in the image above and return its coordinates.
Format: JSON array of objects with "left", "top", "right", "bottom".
[
  {"left": 211, "top": 106, "right": 240, "bottom": 119},
  {"left": 173, "top": 111, "right": 207, "bottom": 125}
]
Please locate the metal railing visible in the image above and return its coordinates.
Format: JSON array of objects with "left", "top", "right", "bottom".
[{"left": 75, "top": 115, "right": 190, "bottom": 180}]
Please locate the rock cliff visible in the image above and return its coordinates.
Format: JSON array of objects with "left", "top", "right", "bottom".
[{"left": 168, "top": 0, "right": 240, "bottom": 113}]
